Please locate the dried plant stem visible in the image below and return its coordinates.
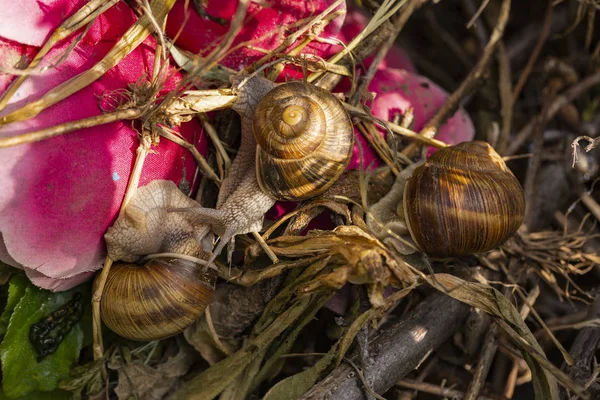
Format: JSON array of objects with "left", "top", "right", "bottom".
[
  {"left": 402, "top": 0, "right": 511, "bottom": 157},
  {"left": 356, "top": 122, "right": 399, "bottom": 175},
  {"left": 158, "top": 0, "right": 249, "bottom": 113},
  {"left": 265, "top": 0, "right": 345, "bottom": 81},
  {"left": 343, "top": 103, "right": 448, "bottom": 148},
  {"left": 300, "top": 293, "right": 469, "bottom": 399},
  {"left": 512, "top": 0, "right": 554, "bottom": 102},
  {"left": 0, "top": 0, "right": 120, "bottom": 111},
  {"left": 0, "top": 108, "right": 141, "bottom": 148},
  {"left": 495, "top": 42, "right": 513, "bottom": 154},
  {"left": 158, "top": 127, "right": 221, "bottom": 184},
  {"left": 308, "top": 0, "right": 409, "bottom": 84},
  {"left": 92, "top": 139, "right": 151, "bottom": 361},
  {"left": 582, "top": 193, "right": 600, "bottom": 223},
  {"left": 463, "top": 322, "right": 500, "bottom": 400},
  {"left": 201, "top": 119, "right": 231, "bottom": 175},
  {"left": 507, "top": 70, "right": 600, "bottom": 156},
  {"left": 350, "top": 0, "right": 420, "bottom": 105},
  {"left": 501, "top": 339, "right": 589, "bottom": 399},
  {"left": 251, "top": 232, "right": 279, "bottom": 264},
  {"left": 466, "top": 0, "right": 492, "bottom": 29},
  {"left": 0, "top": 0, "right": 176, "bottom": 126}
]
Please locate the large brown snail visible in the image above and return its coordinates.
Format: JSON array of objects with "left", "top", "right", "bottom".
[
  {"left": 252, "top": 81, "right": 354, "bottom": 201},
  {"left": 100, "top": 181, "right": 216, "bottom": 341},
  {"left": 369, "top": 141, "right": 525, "bottom": 258},
  {"left": 101, "top": 254, "right": 215, "bottom": 341}
]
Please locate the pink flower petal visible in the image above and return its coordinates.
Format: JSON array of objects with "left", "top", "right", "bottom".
[
  {"left": 0, "top": 0, "right": 87, "bottom": 47},
  {"left": 0, "top": 2, "right": 207, "bottom": 291},
  {"left": 165, "top": 0, "right": 345, "bottom": 72}
]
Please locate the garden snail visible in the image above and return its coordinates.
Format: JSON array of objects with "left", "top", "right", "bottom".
[
  {"left": 101, "top": 181, "right": 216, "bottom": 341},
  {"left": 170, "top": 76, "right": 355, "bottom": 264},
  {"left": 101, "top": 253, "right": 215, "bottom": 341},
  {"left": 369, "top": 141, "right": 525, "bottom": 258},
  {"left": 253, "top": 81, "right": 354, "bottom": 201}
]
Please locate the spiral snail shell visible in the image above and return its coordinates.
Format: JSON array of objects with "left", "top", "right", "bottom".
[
  {"left": 252, "top": 81, "right": 354, "bottom": 201},
  {"left": 402, "top": 141, "right": 525, "bottom": 258},
  {"left": 100, "top": 256, "right": 215, "bottom": 341},
  {"left": 100, "top": 180, "right": 217, "bottom": 341}
]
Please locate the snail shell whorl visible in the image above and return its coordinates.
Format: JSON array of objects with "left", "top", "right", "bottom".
[
  {"left": 403, "top": 141, "right": 525, "bottom": 258},
  {"left": 100, "top": 257, "right": 216, "bottom": 341},
  {"left": 253, "top": 81, "right": 354, "bottom": 201}
]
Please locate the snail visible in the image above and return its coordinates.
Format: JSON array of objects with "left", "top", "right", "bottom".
[
  {"left": 100, "top": 78, "right": 353, "bottom": 340},
  {"left": 101, "top": 180, "right": 216, "bottom": 341},
  {"left": 171, "top": 76, "right": 354, "bottom": 264},
  {"left": 253, "top": 81, "right": 354, "bottom": 201},
  {"left": 101, "top": 252, "right": 215, "bottom": 341},
  {"left": 368, "top": 141, "right": 525, "bottom": 258}
]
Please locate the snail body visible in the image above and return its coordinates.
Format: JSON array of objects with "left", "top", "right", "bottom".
[
  {"left": 253, "top": 81, "right": 354, "bottom": 201},
  {"left": 101, "top": 181, "right": 217, "bottom": 342},
  {"left": 172, "top": 76, "right": 355, "bottom": 265},
  {"left": 101, "top": 257, "right": 216, "bottom": 341},
  {"left": 402, "top": 141, "right": 525, "bottom": 258}
]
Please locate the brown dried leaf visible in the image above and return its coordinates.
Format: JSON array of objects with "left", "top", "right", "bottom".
[{"left": 108, "top": 344, "right": 196, "bottom": 400}]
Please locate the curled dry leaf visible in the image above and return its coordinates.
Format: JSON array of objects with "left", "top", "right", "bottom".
[
  {"left": 0, "top": 1, "right": 207, "bottom": 291},
  {"left": 108, "top": 342, "right": 197, "bottom": 400},
  {"left": 268, "top": 226, "right": 416, "bottom": 306}
]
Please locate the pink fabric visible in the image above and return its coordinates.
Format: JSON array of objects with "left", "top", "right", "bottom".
[
  {"left": 165, "top": 0, "right": 346, "bottom": 75},
  {"left": 0, "top": 1, "right": 207, "bottom": 291}
]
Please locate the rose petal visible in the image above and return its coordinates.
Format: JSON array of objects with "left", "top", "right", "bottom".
[
  {"left": 165, "top": 0, "right": 345, "bottom": 72},
  {"left": 0, "top": 0, "right": 87, "bottom": 47},
  {"left": 0, "top": 2, "right": 207, "bottom": 291}
]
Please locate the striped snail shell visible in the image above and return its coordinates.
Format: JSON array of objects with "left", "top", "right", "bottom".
[
  {"left": 252, "top": 81, "right": 354, "bottom": 201},
  {"left": 100, "top": 256, "right": 216, "bottom": 341},
  {"left": 402, "top": 141, "right": 525, "bottom": 258},
  {"left": 100, "top": 180, "right": 216, "bottom": 342}
]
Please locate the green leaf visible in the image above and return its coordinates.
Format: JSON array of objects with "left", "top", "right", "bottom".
[
  {"left": 0, "top": 389, "right": 71, "bottom": 400},
  {"left": 0, "top": 275, "right": 28, "bottom": 337},
  {"left": 264, "top": 341, "right": 339, "bottom": 400},
  {"left": 0, "top": 281, "right": 86, "bottom": 398}
]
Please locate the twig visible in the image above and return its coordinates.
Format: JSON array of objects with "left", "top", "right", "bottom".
[
  {"left": 495, "top": 41, "right": 513, "bottom": 154},
  {"left": 463, "top": 319, "right": 500, "bottom": 400},
  {"left": 507, "top": 70, "right": 600, "bottom": 156},
  {"left": 0, "top": 108, "right": 141, "bottom": 148},
  {"left": 560, "top": 293, "right": 600, "bottom": 399},
  {"left": 92, "top": 136, "right": 152, "bottom": 362},
  {"left": 0, "top": 0, "right": 175, "bottom": 126},
  {"left": 0, "top": 0, "right": 120, "bottom": 111},
  {"left": 397, "top": 379, "right": 498, "bottom": 400},
  {"left": 512, "top": 0, "right": 554, "bottom": 102},
  {"left": 299, "top": 292, "right": 470, "bottom": 400},
  {"left": 351, "top": 0, "right": 422, "bottom": 105},
  {"left": 251, "top": 232, "right": 279, "bottom": 264},
  {"left": 466, "top": 0, "right": 492, "bottom": 29},
  {"left": 402, "top": 0, "right": 511, "bottom": 157}
]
